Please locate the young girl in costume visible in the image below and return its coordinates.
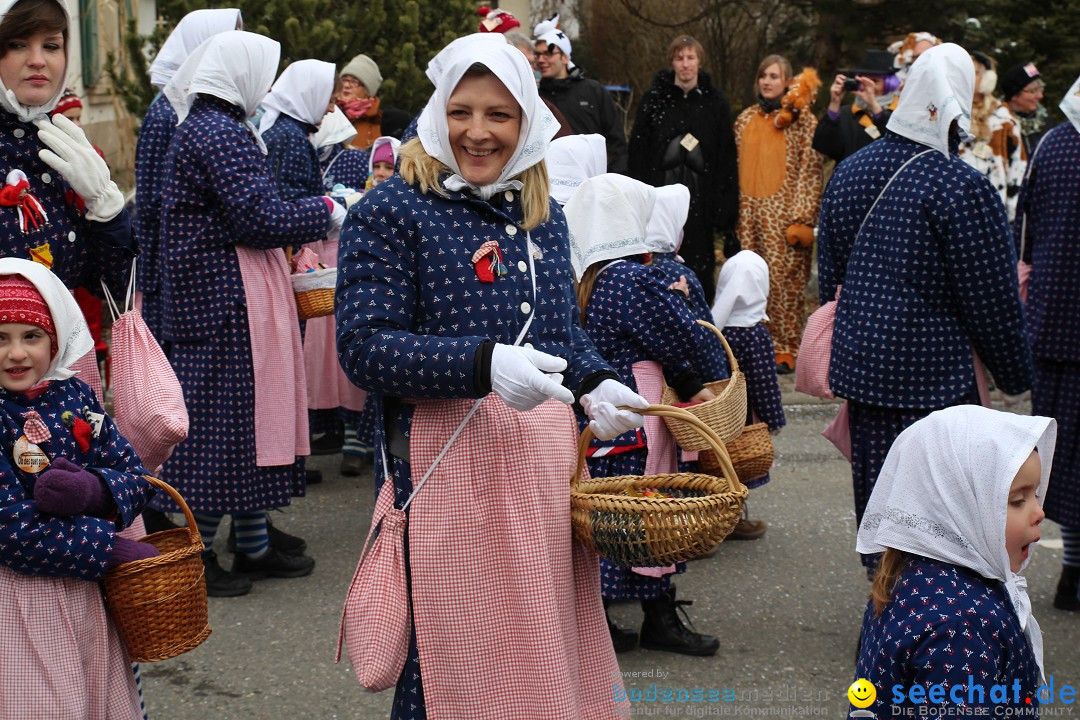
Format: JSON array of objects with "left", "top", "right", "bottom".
[
  {"left": 567, "top": 172, "right": 722, "bottom": 657},
  {"left": 710, "top": 250, "right": 785, "bottom": 538},
  {"left": 0, "top": 258, "right": 157, "bottom": 720},
  {"left": 853, "top": 405, "right": 1049, "bottom": 716},
  {"left": 365, "top": 135, "right": 400, "bottom": 190}
]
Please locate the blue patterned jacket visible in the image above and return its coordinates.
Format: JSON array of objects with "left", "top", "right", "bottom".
[
  {"left": 336, "top": 175, "right": 613, "bottom": 400},
  {"left": 320, "top": 146, "right": 369, "bottom": 194},
  {"left": 0, "top": 379, "right": 153, "bottom": 581},
  {"left": 0, "top": 110, "right": 134, "bottom": 296},
  {"left": 1015, "top": 122, "right": 1080, "bottom": 363},
  {"left": 818, "top": 133, "right": 1031, "bottom": 407},
  {"left": 652, "top": 253, "right": 731, "bottom": 382},
  {"left": 134, "top": 94, "right": 176, "bottom": 299},
  {"left": 263, "top": 114, "right": 322, "bottom": 201},
  {"left": 160, "top": 96, "right": 330, "bottom": 342}
]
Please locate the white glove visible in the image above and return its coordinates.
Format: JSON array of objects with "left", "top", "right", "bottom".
[
  {"left": 328, "top": 199, "right": 348, "bottom": 231},
  {"left": 34, "top": 114, "right": 124, "bottom": 222},
  {"left": 490, "top": 344, "right": 575, "bottom": 412},
  {"left": 580, "top": 379, "right": 648, "bottom": 441}
]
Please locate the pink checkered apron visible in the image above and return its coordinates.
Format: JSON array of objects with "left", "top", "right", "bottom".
[
  {"left": 0, "top": 566, "right": 141, "bottom": 720},
  {"left": 235, "top": 246, "right": 310, "bottom": 465},
  {"left": 303, "top": 235, "right": 366, "bottom": 412},
  {"left": 408, "top": 395, "right": 629, "bottom": 719}
]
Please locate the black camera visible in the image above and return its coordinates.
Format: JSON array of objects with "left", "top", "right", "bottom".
[{"left": 842, "top": 77, "right": 861, "bottom": 92}]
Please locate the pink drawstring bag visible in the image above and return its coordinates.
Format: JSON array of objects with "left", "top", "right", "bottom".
[
  {"left": 102, "top": 263, "right": 188, "bottom": 472},
  {"left": 795, "top": 286, "right": 840, "bottom": 399},
  {"left": 337, "top": 476, "right": 411, "bottom": 692}
]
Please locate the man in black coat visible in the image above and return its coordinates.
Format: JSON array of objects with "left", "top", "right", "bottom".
[
  {"left": 627, "top": 35, "right": 738, "bottom": 300},
  {"left": 535, "top": 29, "right": 628, "bottom": 173}
]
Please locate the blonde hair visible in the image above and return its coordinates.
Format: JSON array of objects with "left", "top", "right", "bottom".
[
  {"left": 869, "top": 548, "right": 910, "bottom": 617},
  {"left": 575, "top": 264, "right": 602, "bottom": 325}
]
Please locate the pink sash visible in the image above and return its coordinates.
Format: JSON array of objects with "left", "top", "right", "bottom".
[
  {"left": 408, "top": 395, "right": 628, "bottom": 719},
  {"left": 304, "top": 236, "right": 366, "bottom": 412},
  {"left": 235, "top": 247, "right": 310, "bottom": 465},
  {"left": 630, "top": 361, "right": 677, "bottom": 476}
]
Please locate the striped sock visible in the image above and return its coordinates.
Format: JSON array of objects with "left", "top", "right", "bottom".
[
  {"left": 131, "top": 663, "right": 148, "bottom": 720},
  {"left": 1061, "top": 525, "right": 1080, "bottom": 568},
  {"left": 343, "top": 425, "right": 372, "bottom": 456},
  {"left": 234, "top": 512, "right": 270, "bottom": 558},
  {"left": 193, "top": 512, "right": 223, "bottom": 555}
]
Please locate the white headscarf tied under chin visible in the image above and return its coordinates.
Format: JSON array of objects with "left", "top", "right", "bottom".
[
  {"left": 259, "top": 59, "right": 336, "bottom": 136},
  {"left": 644, "top": 184, "right": 690, "bottom": 255},
  {"left": 711, "top": 250, "right": 770, "bottom": 328},
  {"left": 1060, "top": 73, "right": 1080, "bottom": 134},
  {"left": 147, "top": 8, "right": 242, "bottom": 89},
  {"left": 857, "top": 405, "right": 1055, "bottom": 683},
  {"left": 563, "top": 173, "right": 656, "bottom": 281},
  {"left": 0, "top": 258, "right": 92, "bottom": 382},
  {"left": 164, "top": 31, "right": 280, "bottom": 154},
  {"left": 417, "top": 33, "right": 559, "bottom": 200},
  {"left": 546, "top": 134, "right": 607, "bottom": 206},
  {"left": 886, "top": 43, "right": 974, "bottom": 156},
  {"left": 0, "top": 0, "right": 70, "bottom": 122}
]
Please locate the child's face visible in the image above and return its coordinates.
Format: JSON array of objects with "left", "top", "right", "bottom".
[
  {"left": 1005, "top": 450, "right": 1044, "bottom": 572},
  {"left": 372, "top": 160, "right": 394, "bottom": 185},
  {"left": 0, "top": 322, "right": 51, "bottom": 392}
]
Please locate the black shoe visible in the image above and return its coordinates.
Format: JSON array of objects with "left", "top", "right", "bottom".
[
  {"left": 309, "top": 432, "right": 344, "bottom": 456},
  {"left": 306, "top": 469, "right": 323, "bottom": 485},
  {"left": 341, "top": 454, "right": 369, "bottom": 477},
  {"left": 1053, "top": 566, "right": 1080, "bottom": 611},
  {"left": 143, "top": 507, "right": 182, "bottom": 534},
  {"left": 202, "top": 551, "right": 252, "bottom": 597},
  {"left": 226, "top": 516, "right": 308, "bottom": 556},
  {"left": 605, "top": 608, "right": 638, "bottom": 653},
  {"left": 232, "top": 547, "right": 315, "bottom": 580},
  {"left": 640, "top": 587, "right": 719, "bottom": 656}
]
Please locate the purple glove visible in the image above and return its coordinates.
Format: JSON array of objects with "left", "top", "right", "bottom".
[
  {"left": 107, "top": 537, "right": 159, "bottom": 569},
  {"left": 33, "top": 458, "right": 115, "bottom": 517}
]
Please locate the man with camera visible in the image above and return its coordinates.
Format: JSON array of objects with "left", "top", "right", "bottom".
[{"left": 812, "top": 49, "right": 901, "bottom": 163}]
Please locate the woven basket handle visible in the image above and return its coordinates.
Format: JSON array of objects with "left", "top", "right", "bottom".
[
  {"left": 572, "top": 404, "right": 740, "bottom": 494},
  {"left": 695, "top": 319, "right": 739, "bottom": 374},
  {"left": 142, "top": 476, "right": 204, "bottom": 551}
]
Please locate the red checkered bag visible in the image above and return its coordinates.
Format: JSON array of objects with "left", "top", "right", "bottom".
[
  {"left": 795, "top": 286, "right": 839, "bottom": 399},
  {"left": 336, "top": 477, "right": 411, "bottom": 692},
  {"left": 101, "top": 262, "right": 188, "bottom": 471}
]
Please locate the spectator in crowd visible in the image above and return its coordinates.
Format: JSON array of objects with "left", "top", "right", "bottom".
[
  {"left": 1002, "top": 62, "right": 1048, "bottom": 157},
  {"left": 812, "top": 49, "right": 899, "bottom": 163},
  {"left": 336, "top": 53, "right": 382, "bottom": 151}
]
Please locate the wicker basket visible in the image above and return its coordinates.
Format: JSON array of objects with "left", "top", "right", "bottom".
[
  {"left": 103, "top": 477, "right": 211, "bottom": 663},
  {"left": 660, "top": 320, "right": 747, "bottom": 450},
  {"left": 286, "top": 247, "right": 335, "bottom": 320},
  {"left": 570, "top": 404, "right": 748, "bottom": 566},
  {"left": 699, "top": 423, "right": 774, "bottom": 485}
]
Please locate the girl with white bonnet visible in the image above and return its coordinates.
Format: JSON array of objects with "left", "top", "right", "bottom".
[
  {"left": 336, "top": 33, "right": 642, "bottom": 718},
  {"left": 566, "top": 173, "right": 721, "bottom": 658},
  {"left": 135, "top": 8, "right": 242, "bottom": 341},
  {"left": 710, "top": 251, "right": 785, "bottom": 538},
  {"left": 853, "top": 406, "right": 1050, "bottom": 715},
  {"left": 817, "top": 44, "right": 1031, "bottom": 574},
  {"left": 159, "top": 31, "right": 345, "bottom": 597},
  {"left": 312, "top": 106, "right": 368, "bottom": 194}
]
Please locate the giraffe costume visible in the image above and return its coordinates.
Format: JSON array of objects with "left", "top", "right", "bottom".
[{"left": 734, "top": 69, "right": 824, "bottom": 369}]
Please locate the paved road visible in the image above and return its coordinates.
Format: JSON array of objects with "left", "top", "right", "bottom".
[{"left": 140, "top": 385, "right": 1080, "bottom": 719}]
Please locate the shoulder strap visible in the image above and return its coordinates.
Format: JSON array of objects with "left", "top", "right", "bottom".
[
  {"left": 856, "top": 148, "right": 936, "bottom": 238},
  {"left": 1018, "top": 139, "right": 1046, "bottom": 260}
]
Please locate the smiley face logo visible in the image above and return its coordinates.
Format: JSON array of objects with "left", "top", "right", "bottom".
[{"left": 848, "top": 679, "right": 877, "bottom": 708}]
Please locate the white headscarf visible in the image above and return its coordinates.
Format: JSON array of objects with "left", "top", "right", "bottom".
[
  {"left": 711, "top": 250, "right": 770, "bottom": 328},
  {"left": 564, "top": 173, "right": 656, "bottom": 281},
  {"left": 417, "top": 33, "right": 559, "bottom": 200},
  {"left": 164, "top": 31, "right": 280, "bottom": 153},
  {"left": 644, "top": 184, "right": 690, "bottom": 255},
  {"left": 310, "top": 106, "right": 356, "bottom": 151},
  {"left": 1059, "top": 74, "right": 1080, "bottom": 134},
  {"left": 857, "top": 405, "right": 1054, "bottom": 683},
  {"left": 368, "top": 136, "right": 401, "bottom": 176},
  {"left": 258, "top": 59, "right": 336, "bottom": 135},
  {"left": 0, "top": 258, "right": 92, "bottom": 382},
  {"left": 147, "top": 8, "right": 242, "bottom": 89},
  {"left": 546, "top": 134, "right": 606, "bottom": 206},
  {"left": 0, "top": 0, "right": 71, "bottom": 122},
  {"left": 886, "top": 43, "right": 974, "bottom": 156}
]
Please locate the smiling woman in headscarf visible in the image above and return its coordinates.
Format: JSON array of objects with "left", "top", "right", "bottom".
[
  {"left": 853, "top": 406, "right": 1052, "bottom": 716},
  {"left": 336, "top": 32, "right": 641, "bottom": 720},
  {"left": 134, "top": 8, "right": 241, "bottom": 341},
  {"left": 816, "top": 43, "right": 1032, "bottom": 575},
  {"left": 1014, "top": 73, "right": 1080, "bottom": 612},
  {"left": 157, "top": 31, "right": 342, "bottom": 598}
]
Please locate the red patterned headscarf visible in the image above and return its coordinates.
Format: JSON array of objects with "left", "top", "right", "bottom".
[{"left": 0, "top": 274, "right": 58, "bottom": 356}]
